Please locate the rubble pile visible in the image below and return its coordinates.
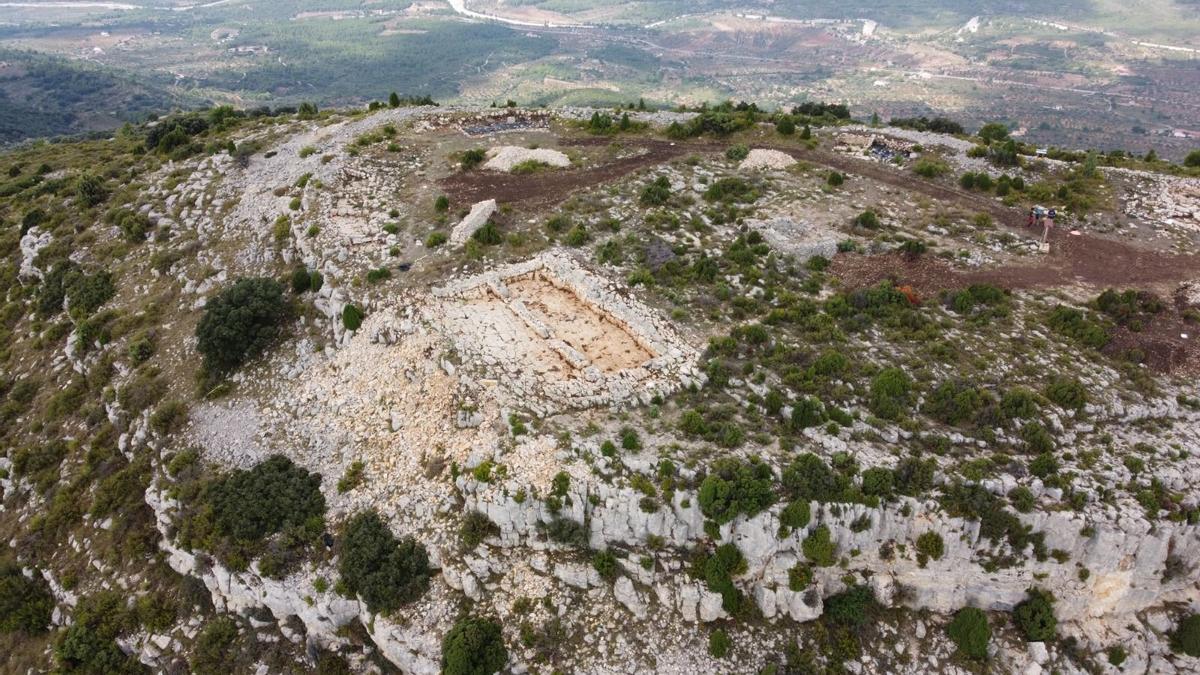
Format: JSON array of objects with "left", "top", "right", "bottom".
[
  {"left": 739, "top": 148, "right": 798, "bottom": 171},
  {"left": 482, "top": 145, "right": 571, "bottom": 172}
]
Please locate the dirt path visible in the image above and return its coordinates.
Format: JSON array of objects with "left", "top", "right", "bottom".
[{"left": 437, "top": 139, "right": 691, "bottom": 209}]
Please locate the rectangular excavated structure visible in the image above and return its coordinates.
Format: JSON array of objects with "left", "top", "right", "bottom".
[{"left": 430, "top": 251, "right": 701, "bottom": 415}]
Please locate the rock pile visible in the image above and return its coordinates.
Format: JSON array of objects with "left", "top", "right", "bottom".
[{"left": 739, "top": 148, "right": 798, "bottom": 171}]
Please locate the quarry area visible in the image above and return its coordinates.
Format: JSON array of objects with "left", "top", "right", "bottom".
[{"left": 2, "top": 104, "right": 1200, "bottom": 675}]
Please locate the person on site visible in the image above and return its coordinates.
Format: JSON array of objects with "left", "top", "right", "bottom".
[
  {"left": 1043, "top": 208, "right": 1056, "bottom": 243},
  {"left": 1027, "top": 208, "right": 1036, "bottom": 228}
]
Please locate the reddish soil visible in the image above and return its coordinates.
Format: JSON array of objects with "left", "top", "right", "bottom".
[{"left": 831, "top": 251, "right": 1200, "bottom": 374}]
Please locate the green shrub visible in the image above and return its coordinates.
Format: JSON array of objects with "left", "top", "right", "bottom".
[
  {"left": 342, "top": 304, "right": 364, "bottom": 331},
  {"left": 1013, "top": 588, "right": 1056, "bottom": 642},
  {"left": 826, "top": 171, "right": 844, "bottom": 186},
  {"left": 196, "top": 278, "right": 288, "bottom": 374},
  {"left": 54, "top": 591, "right": 143, "bottom": 674},
  {"left": 790, "top": 397, "right": 826, "bottom": 429},
  {"left": 149, "top": 399, "right": 188, "bottom": 436},
  {"left": 1008, "top": 486, "right": 1036, "bottom": 513},
  {"left": 702, "top": 543, "right": 748, "bottom": 613},
  {"left": 802, "top": 525, "right": 836, "bottom": 567},
  {"left": 788, "top": 563, "right": 812, "bottom": 591},
  {"left": 868, "top": 367, "right": 911, "bottom": 420},
  {"left": 1000, "top": 388, "right": 1039, "bottom": 421},
  {"left": 1029, "top": 452, "right": 1058, "bottom": 479},
  {"left": 543, "top": 517, "right": 588, "bottom": 547},
  {"left": 913, "top": 157, "right": 949, "bottom": 178},
  {"left": 782, "top": 453, "right": 845, "bottom": 503},
  {"left": 337, "top": 461, "right": 365, "bottom": 493},
  {"left": 725, "top": 144, "right": 750, "bottom": 161},
  {"left": 1107, "top": 645, "right": 1126, "bottom": 666},
  {"left": 1021, "top": 422, "right": 1055, "bottom": 454},
  {"left": 441, "top": 614, "right": 506, "bottom": 672},
  {"left": 64, "top": 269, "right": 115, "bottom": 320},
  {"left": 0, "top": 560, "right": 54, "bottom": 634},
  {"left": 620, "top": 427, "right": 641, "bottom": 451},
  {"left": 704, "top": 177, "right": 758, "bottom": 203},
  {"left": 915, "top": 531, "right": 945, "bottom": 566},
  {"left": 366, "top": 267, "right": 392, "bottom": 283},
  {"left": 860, "top": 467, "right": 895, "bottom": 498},
  {"left": 779, "top": 500, "right": 811, "bottom": 531},
  {"left": 640, "top": 176, "right": 671, "bottom": 206},
  {"left": 425, "top": 231, "right": 448, "bottom": 248},
  {"left": 1172, "top": 614, "right": 1200, "bottom": 657},
  {"left": 592, "top": 549, "right": 618, "bottom": 581},
  {"left": 947, "top": 607, "right": 990, "bottom": 660},
  {"left": 698, "top": 458, "right": 776, "bottom": 524},
  {"left": 434, "top": 195, "right": 450, "bottom": 212},
  {"left": 924, "top": 380, "right": 987, "bottom": 427},
  {"left": 206, "top": 455, "right": 324, "bottom": 545},
  {"left": 339, "top": 511, "right": 431, "bottom": 614},
  {"left": 1046, "top": 306, "right": 1110, "bottom": 349},
  {"left": 824, "top": 584, "right": 876, "bottom": 627},
  {"left": 460, "top": 511, "right": 499, "bottom": 550},
  {"left": 510, "top": 159, "right": 549, "bottom": 175},
  {"left": 853, "top": 210, "right": 880, "bottom": 229},
  {"left": 442, "top": 616, "right": 508, "bottom": 675},
  {"left": 459, "top": 148, "right": 486, "bottom": 170},
  {"left": 472, "top": 221, "right": 503, "bottom": 245},
  {"left": 709, "top": 628, "right": 732, "bottom": 658},
  {"left": 1043, "top": 377, "right": 1087, "bottom": 411},
  {"left": 75, "top": 173, "right": 108, "bottom": 207},
  {"left": 291, "top": 267, "right": 313, "bottom": 293}
]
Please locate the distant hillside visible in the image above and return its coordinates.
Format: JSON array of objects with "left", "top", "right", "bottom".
[{"left": 0, "top": 49, "right": 179, "bottom": 144}]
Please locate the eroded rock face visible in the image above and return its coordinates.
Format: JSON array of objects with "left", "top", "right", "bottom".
[
  {"left": 19, "top": 226, "right": 52, "bottom": 281},
  {"left": 461, "top": 471, "right": 1200, "bottom": 627}
]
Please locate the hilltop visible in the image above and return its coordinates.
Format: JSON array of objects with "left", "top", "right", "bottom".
[{"left": 1, "top": 101, "right": 1200, "bottom": 674}]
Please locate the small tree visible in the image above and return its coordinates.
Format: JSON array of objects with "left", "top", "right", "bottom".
[
  {"left": 388, "top": 92, "right": 400, "bottom": 108},
  {"left": 442, "top": 616, "right": 507, "bottom": 675},
  {"left": 776, "top": 115, "right": 796, "bottom": 136},
  {"left": 1185, "top": 150, "right": 1200, "bottom": 168},
  {"left": 297, "top": 102, "right": 319, "bottom": 119},
  {"left": 195, "top": 278, "right": 288, "bottom": 374}
]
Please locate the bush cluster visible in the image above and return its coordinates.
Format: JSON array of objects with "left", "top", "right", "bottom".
[{"left": 698, "top": 458, "right": 775, "bottom": 524}]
